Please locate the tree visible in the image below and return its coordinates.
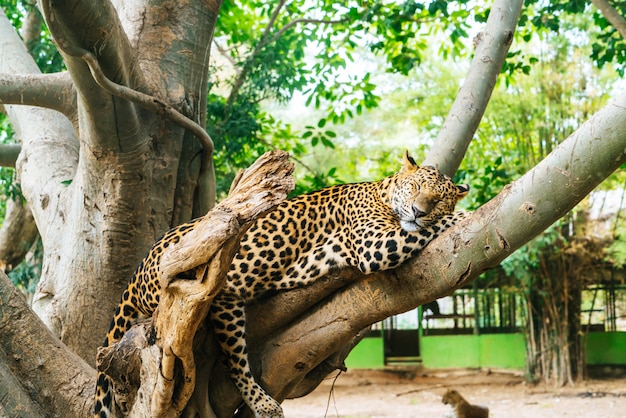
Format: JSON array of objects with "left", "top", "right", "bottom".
[{"left": 0, "top": 1, "right": 625, "bottom": 417}]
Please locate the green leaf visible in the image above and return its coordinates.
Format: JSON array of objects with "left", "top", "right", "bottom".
[{"left": 321, "top": 137, "right": 335, "bottom": 149}]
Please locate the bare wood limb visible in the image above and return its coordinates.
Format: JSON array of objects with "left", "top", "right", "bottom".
[
  {"left": 0, "top": 73, "right": 77, "bottom": 121},
  {"left": 19, "top": 0, "right": 42, "bottom": 49},
  {"left": 423, "top": 0, "right": 523, "bottom": 176},
  {"left": 160, "top": 150, "right": 296, "bottom": 277},
  {"left": 103, "top": 150, "right": 294, "bottom": 417},
  {"left": 0, "top": 270, "right": 93, "bottom": 418},
  {"left": 0, "top": 197, "right": 38, "bottom": 272},
  {"left": 590, "top": 0, "right": 626, "bottom": 39}
]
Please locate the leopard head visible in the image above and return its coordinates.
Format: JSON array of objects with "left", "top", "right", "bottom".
[{"left": 390, "top": 151, "right": 469, "bottom": 232}]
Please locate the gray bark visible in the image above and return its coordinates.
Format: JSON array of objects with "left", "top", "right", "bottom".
[
  {"left": 0, "top": 270, "right": 93, "bottom": 418},
  {"left": 0, "top": 0, "right": 220, "bottom": 363},
  {"left": 0, "top": 197, "right": 38, "bottom": 272},
  {"left": 423, "top": 0, "right": 523, "bottom": 176},
  {"left": 590, "top": 0, "right": 626, "bottom": 40}
]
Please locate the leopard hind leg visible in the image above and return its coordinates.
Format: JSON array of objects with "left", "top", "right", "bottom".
[{"left": 210, "top": 294, "right": 284, "bottom": 418}]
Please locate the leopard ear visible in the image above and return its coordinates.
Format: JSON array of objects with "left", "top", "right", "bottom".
[
  {"left": 400, "top": 150, "right": 418, "bottom": 174},
  {"left": 456, "top": 183, "right": 470, "bottom": 200}
]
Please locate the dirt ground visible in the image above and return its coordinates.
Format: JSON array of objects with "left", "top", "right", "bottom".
[{"left": 282, "top": 368, "right": 626, "bottom": 417}]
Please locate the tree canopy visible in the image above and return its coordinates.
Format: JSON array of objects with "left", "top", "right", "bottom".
[{"left": 0, "top": 0, "right": 625, "bottom": 417}]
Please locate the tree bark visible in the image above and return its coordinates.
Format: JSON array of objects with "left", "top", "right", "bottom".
[
  {"left": 423, "top": 0, "right": 523, "bottom": 176},
  {"left": 590, "top": 0, "right": 626, "bottom": 40},
  {"left": 0, "top": 0, "right": 222, "bottom": 363},
  {"left": 0, "top": 197, "right": 38, "bottom": 272},
  {"left": 206, "top": 91, "right": 626, "bottom": 415},
  {"left": 0, "top": 270, "right": 93, "bottom": 418}
]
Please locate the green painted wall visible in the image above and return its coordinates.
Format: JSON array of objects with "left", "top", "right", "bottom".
[
  {"left": 421, "top": 334, "right": 480, "bottom": 368},
  {"left": 586, "top": 332, "right": 626, "bottom": 365},
  {"left": 344, "top": 336, "right": 385, "bottom": 369},
  {"left": 345, "top": 332, "right": 626, "bottom": 370},
  {"left": 415, "top": 334, "right": 526, "bottom": 369}
]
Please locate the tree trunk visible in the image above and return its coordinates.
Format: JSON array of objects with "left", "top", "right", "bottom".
[
  {"left": 0, "top": 197, "right": 38, "bottom": 272},
  {"left": 0, "top": 269, "right": 94, "bottom": 418},
  {"left": 1, "top": 92, "right": 625, "bottom": 415},
  {"left": 0, "top": 0, "right": 222, "bottom": 363}
]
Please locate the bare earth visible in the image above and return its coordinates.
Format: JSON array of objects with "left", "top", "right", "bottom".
[{"left": 282, "top": 368, "right": 626, "bottom": 418}]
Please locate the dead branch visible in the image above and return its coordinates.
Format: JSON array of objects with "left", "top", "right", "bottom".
[{"left": 103, "top": 150, "right": 294, "bottom": 417}]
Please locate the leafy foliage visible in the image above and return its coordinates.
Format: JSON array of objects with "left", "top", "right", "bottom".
[{"left": 208, "top": 0, "right": 487, "bottom": 196}]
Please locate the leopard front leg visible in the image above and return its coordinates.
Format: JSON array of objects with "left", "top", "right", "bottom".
[
  {"left": 353, "top": 210, "right": 470, "bottom": 274},
  {"left": 210, "top": 294, "right": 284, "bottom": 418}
]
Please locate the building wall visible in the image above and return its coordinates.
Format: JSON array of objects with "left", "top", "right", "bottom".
[
  {"left": 344, "top": 331, "right": 626, "bottom": 370},
  {"left": 420, "top": 333, "right": 526, "bottom": 369},
  {"left": 586, "top": 332, "right": 626, "bottom": 365}
]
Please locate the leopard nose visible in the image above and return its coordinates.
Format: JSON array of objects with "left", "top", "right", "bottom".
[{"left": 413, "top": 205, "right": 427, "bottom": 218}]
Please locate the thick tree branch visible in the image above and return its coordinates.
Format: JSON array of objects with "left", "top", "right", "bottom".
[
  {"left": 0, "top": 8, "right": 78, "bottom": 231},
  {"left": 0, "top": 197, "right": 38, "bottom": 272},
  {"left": 39, "top": 0, "right": 148, "bottom": 152},
  {"left": 264, "top": 92, "right": 626, "bottom": 405},
  {"left": 0, "top": 270, "right": 93, "bottom": 418},
  {"left": 207, "top": 91, "right": 626, "bottom": 416},
  {"left": 0, "top": 73, "right": 77, "bottom": 121},
  {"left": 590, "top": 0, "right": 626, "bottom": 39},
  {"left": 19, "top": 0, "right": 43, "bottom": 49},
  {"left": 423, "top": 0, "right": 523, "bottom": 176}
]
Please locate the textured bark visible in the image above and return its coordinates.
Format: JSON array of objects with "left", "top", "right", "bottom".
[
  {"left": 0, "top": 270, "right": 93, "bottom": 418},
  {"left": 0, "top": 0, "right": 222, "bottom": 363},
  {"left": 423, "top": 0, "right": 523, "bottom": 176},
  {"left": 0, "top": 197, "right": 38, "bottom": 272},
  {"left": 100, "top": 150, "right": 295, "bottom": 417}
]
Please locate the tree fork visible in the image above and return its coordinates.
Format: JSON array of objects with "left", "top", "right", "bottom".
[
  {"left": 206, "top": 92, "right": 626, "bottom": 416},
  {"left": 424, "top": 0, "right": 523, "bottom": 176},
  {"left": 99, "top": 150, "right": 295, "bottom": 417}
]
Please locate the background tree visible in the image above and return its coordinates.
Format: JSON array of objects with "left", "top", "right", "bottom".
[{"left": 0, "top": 0, "right": 625, "bottom": 417}]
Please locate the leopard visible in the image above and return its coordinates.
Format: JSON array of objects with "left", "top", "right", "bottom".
[
  {"left": 94, "top": 151, "right": 469, "bottom": 418},
  {"left": 442, "top": 388, "right": 490, "bottom": 418}
]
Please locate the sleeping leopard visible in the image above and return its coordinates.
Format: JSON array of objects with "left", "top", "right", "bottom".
[{"left": 94, "top": 151, "right": 469, "bottom": 417}]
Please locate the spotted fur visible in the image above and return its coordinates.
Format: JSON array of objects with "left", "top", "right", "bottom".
[{"left": 94, "top": 151, "right": 469, "bottom": 417}]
